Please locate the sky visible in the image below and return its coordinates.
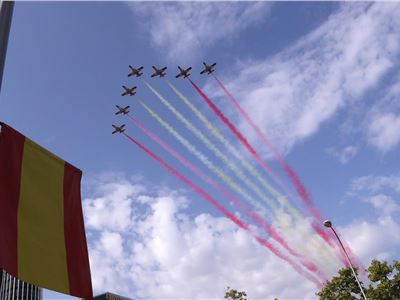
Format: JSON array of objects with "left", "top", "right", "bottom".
[{"left": 1, "top": 1, "right": 400, "bottom": 300}]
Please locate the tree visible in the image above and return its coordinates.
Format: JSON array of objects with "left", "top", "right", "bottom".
[
  {"left": 317, "top": 259, "right": 400, "bottom": 300},
  {"left": 224, "top": 287, "right": 248, "bottom": 300}
]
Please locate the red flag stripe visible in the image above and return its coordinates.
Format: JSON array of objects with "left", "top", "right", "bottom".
[
  {"left": 0, "top": 124, "right": 25, "bottom": 276},
  {"left": 64, "top": 162, "right": 93, "bottom": 299}
]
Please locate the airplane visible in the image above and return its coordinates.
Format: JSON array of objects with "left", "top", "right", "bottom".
[
  {"left": 121, "top": 85, "right": 137, "bottom": 96},
  {"left": 112, "top": 124, "right": 126, "bottom": 134},
  {"left": 115, "top": 105, "right": 130, "bottom": 115},
  {"left": 128, "top": 65, "right": 144, "bottom": 77},
  {"left": 151, "top": 66, "right": 167, "bottom": 78},
  {"left": 175, "top": 66, "right": 192, "bottom": 79},
  {"left": 200, "top": 62, "right": 216, "bottom": 75}
]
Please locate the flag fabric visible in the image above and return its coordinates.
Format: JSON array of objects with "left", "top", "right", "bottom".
[{"left": 0, "top": 123, "right": 93, "bottom": 299}]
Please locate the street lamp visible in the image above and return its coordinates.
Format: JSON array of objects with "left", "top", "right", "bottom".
[{"left": 323, "top": 220, "right": 368, "bottom": 300}]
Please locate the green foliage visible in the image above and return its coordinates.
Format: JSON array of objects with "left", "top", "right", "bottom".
[
  {"left": 225, "top": 287, "right": 247, "bottom": 300},
  {"left": 317, "top": 260, "right": 400, "bottom": 300}
]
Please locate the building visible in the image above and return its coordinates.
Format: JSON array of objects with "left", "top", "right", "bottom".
[
  {"left": 0, "top": 269, "right": 42, "bottom": 300},
  {"left": 94, "top": 292, "right": 132, "bottom": 300}
]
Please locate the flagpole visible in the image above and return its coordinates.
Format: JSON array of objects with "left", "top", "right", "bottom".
[{"left": 0, "top": 0, "right": 14, "bottom": 94}]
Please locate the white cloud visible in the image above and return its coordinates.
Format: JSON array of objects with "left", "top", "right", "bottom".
[
  {"left": 341, "top": 174, "right": 400, "bottom": 265},
  {"left": 207, "top": 3, "right": 400, "bottom": 155},
  {"left": 351, "top": 174, "right": 400, "bottom": 194},
  {"left": 367, "top": 194, "right": 400, "bottom": 217},
  {"left": 83, "top": 174, "right": 400, "bottom": 300},
  {"left": 84, "top": 177, "right": 325, "bottom": 300},
  {"left": 367, "top": 113, "right": 400, "bottom": 152},
  {"left": 326, "top": 146, "right": 358, "bottom": 164},
  {"left": 128, "top": 2, "right": 271, "bottom": 62}
]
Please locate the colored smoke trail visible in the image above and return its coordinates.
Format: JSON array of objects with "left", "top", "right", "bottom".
[
  {"left": 189, "top": 79, "right": 346, "bottom": 266},
  {"left": 123, "top": 132, "right": 323, "bottom": 288},
  {"left": 213, "top": 75, "right": 361, "bottom": 269},
  {"left": 167, "top": 79, "right": 285, "bottom": 205},
  {"left": 139, "top": 101, "right": 274, "bottom": 222},
  {"left": 142, "top": 78, "right": 279, "bottom": 213},
  {"left": 127, "top": 114, "right": 327, "bottom": 279},
  {"left": 213, "top": 75, "right": 322, "bottom": 221},
  {"left": 165, "top": 80, "right": 340, "bottom": 267},
  {"left": 189, "top": 79, "right": 296, "bottom": 214}
]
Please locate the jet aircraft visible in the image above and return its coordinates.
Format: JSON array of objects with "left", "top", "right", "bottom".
[
  {"left": 128, "top": 65, "right": 144, "bottom": 77},
  {"left": 121, "top": 85, "right": 137, "bottom": 96},
  {"left": 112, "top": 124, "right": 126, "bottom": 134},
  {"left": 175, "top": 66, "right": 192, "bottom": 78},
  {"left": 151, "top": 66, "right": 167, "bottom": 78},
  {"left": 115, "top": 105, "right": 130, "bottom": 115},
  {"left": 200, "top": 62, "right": 216, "bottom": 75}
]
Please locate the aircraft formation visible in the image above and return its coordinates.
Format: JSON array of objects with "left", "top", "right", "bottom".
[{"left": 113, "top": 62, "right": 216, "bottom": 134}]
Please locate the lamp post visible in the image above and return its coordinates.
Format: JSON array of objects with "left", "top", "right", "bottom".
[
  {"left": 0, "top": 0, "right": 14, "bottom": 94},
  {"left": 323, "top": 220, "right": 368, "bottom": 300}
]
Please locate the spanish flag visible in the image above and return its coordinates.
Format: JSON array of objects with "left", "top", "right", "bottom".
[{"left": 0, "top": 123, "right": 93, "bottom": 299}]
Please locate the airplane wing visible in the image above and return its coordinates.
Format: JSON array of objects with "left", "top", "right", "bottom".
[
  {"left": 151, "top": 73, "right": 156, "bottom": 77},
  {"left": 162, "top": 67, "right": 167, "bottom": 71},
  {"left": 178, "top": 66, "right": 183, "bottom": 72},
  {"left": 129, "top": 65, "right": 134, "bottom": 70},
  {"left": 176, "top": 74, "right": 181, "bottom": 78},
  {"left": 138, "top": 66, "right": 144, "bottom": 71},
  {"left": 152, "top": 66, "right": 157, "bottom": 71},
  {"left": 200, "top": 69, "right": 206, "bottom": 74},
  {"left": 121, "top": 92, "right": 128, "bottom": 96},
  {"left": 121, "top": 125, "right": 126, "bottom": 129},
  {"left": 211, "top": 63, "right": 216, "bottom": 67},
  {"left": 125, "top": 106, "right": 130, "bottom": 110},
  {"left": 115, "top": 111, "right": 121, "bottom": 115},
  {"left": 203, "top": 62, "right": 207, "bottom": 66},
  {"left": 187, "top": 67, "right": 192, "bottom": 71}
]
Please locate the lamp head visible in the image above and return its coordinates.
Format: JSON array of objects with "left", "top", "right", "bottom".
[{"left": 323, "top": 220, "right": 332, "bottom": 228}]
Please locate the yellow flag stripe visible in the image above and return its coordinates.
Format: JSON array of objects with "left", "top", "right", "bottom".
[{"left": 18, "top": 139, "right": 69, "bottom": 293}]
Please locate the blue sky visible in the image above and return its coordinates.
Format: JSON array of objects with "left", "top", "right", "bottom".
[{"left": 1, "top": 2, "right": 400, "bottom": 300}]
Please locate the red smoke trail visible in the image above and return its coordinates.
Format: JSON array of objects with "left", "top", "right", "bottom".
[
  {"left": 213, "top": 75, "right": 322, "bottom": 220},
  {"left": 123, "top": 132, "right": 323, "bottom": 287},
  {"left": 189, "top": 79, "right": 351, "bottom": 267},
  {"left": 189, "top": 78, "right": 290, "bottom": 200},
  {"left": 213, "top": 75, "right": 362, "bottom": 270},
  {"left": 127, "top": 115, "right": 326, "bottom": 279}
]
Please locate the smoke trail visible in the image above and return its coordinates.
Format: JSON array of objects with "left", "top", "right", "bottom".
[
  {"left": 123, "top": 132, "right": 323, "bottom": 288},
  {"left": 164, "top": 81, "right": 340, "bottom": 267},
  {"left": 213, "top": 75, "right": 362, "bottom": 269},
  {"left": 166, "top": 79, "right": 308, "bottom": 219},
  {"left": 213, "top": 75, "right": 322, "bottom": 220},
  {"left": 127, "top": 114, "right": 327, "bottom": 279},
  {"left": 142, "top": 78, "right": 279, "bottom": 213},
  {"left": 139, "top": 101, "right": 274, "bottom": 222},
  {"left": 188, "top": 79, "right": 294, "bottom": 210},
  {"left": 189, "top": 79, "right": 349, "bottom": 266}
]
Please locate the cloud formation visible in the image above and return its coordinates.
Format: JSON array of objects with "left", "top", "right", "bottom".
[
  {"left": 84, "top": 174, "right": 400, "bottom": 300},
  {"left": 326, "top": 146, "right": 358, "bottom": 164},
  {"left": 129, "top": 2, "right": 271, "bottom": 62},
  {"left": 207, "top": 3, "right": 400, "bottom": 155}
]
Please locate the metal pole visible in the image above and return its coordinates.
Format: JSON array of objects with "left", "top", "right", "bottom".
[
  {"left": 324, "top": 220, "right": 368, "bottom": 300},
  {"left": 0, "top": 0, "right": 14, "bottom": 94}
]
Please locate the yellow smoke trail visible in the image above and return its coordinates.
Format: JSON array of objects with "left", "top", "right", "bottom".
[
  {"left": 165, "top": 79, "right": 341, "bottom": 267},
  {"left": 140, "top": 101, "right": 274, "bottom": 221},
  {"left": 166, "top": 79, "right": 300, "bottom": 216},
  {"left": 142, "top": 78, "right": 280, "bottom": 212}
]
